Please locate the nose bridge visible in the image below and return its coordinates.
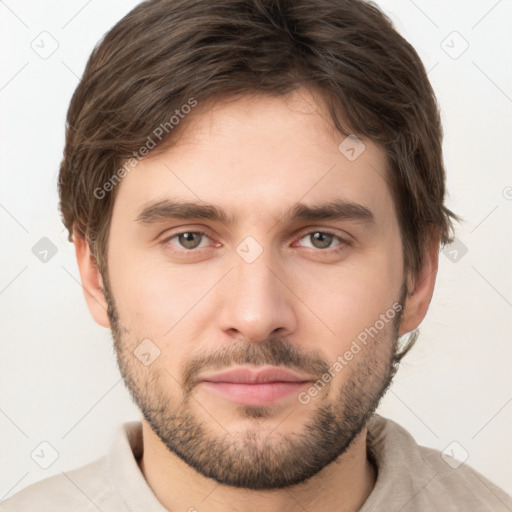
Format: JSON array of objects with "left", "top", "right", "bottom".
[
  {"left": 216, "top": 234, "right": 296, "bottom": 341},
  {"left": 235, "top": 237, "right": 277, "bottom": 297}
]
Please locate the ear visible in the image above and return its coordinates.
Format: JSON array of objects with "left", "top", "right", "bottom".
[
  {"left": 399, "top": 235, "right": 440, "bottom": 335},
  {"left": 73, "top": 227, "right": 111, "bottom": 328}
]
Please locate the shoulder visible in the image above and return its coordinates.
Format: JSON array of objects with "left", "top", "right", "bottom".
[
  {"left": 415, "top": 443, "right": 512, "bottom": 511},
  {"left": 0, "top": 455, "right": 126, "bottom": 512},
  {"left": 364, "top": 414, "right": 512, "bottom": 512}
]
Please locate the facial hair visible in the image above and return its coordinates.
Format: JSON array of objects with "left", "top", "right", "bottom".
[{"left": 102, "top": 270, "right": 406, "bottom": 490}]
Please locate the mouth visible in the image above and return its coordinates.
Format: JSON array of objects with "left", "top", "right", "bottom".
[
  {"left": 199, "top": 381, "right": 312, "bottom": 406},
  {"left": 198, "top": 366, "right": 313, "bottom": 406}
]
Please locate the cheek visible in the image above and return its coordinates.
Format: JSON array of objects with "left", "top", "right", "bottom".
[
  {"left": 289, "top": 248, "right": 403, "bottom": 353},
  {"left": 113, "top": 281, "right": 194, "bottom": 340},
  {"left": 303, "top": 281, "right": 397, "bottom": 354},
  {"left": 107, "top": 232, "right": 201, "bottom": 331}
]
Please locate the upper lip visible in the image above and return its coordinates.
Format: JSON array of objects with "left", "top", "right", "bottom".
[{"left": 199, "top": 366, "right": 313, "bottom": 384}]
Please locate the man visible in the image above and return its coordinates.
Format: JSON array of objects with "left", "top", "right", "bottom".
[{"left": 2, "top": 0, "right": 511, "bottom": 510}]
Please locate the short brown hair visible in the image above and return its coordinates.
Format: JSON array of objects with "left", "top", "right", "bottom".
[{"left": 58, "top": 0, "right": 458, "bottom": 301}]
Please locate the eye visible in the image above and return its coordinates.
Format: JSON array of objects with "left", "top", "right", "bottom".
[
  {"left": 164, "top": 231, "right": 211, "bottom": 251},
  {"left": 296, "top": 230, "right": 349, "bottom": 252},
  {"left": 161, "top": 229, "right": 350, "bottom": 255}
]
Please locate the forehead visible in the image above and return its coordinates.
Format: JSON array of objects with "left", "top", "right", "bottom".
[{"left": 112, "top": 88, "right": 393, "bottom": 225}]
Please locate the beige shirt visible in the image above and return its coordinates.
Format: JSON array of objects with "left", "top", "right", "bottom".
[{"left": 1, "top": 414, "right": 511, "bottom": 511}]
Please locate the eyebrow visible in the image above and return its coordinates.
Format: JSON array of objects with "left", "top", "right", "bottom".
[{"left": 134, "top": 198, "right": 375, "bottom": 227}]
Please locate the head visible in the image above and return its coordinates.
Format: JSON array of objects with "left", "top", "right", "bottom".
[{"left": 60, "top": 0, "right": 458, "bottom": 490}]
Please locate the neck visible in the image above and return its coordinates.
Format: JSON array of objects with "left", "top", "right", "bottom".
[{"left": 138, "top": 420, "right": 376, "bottom": 512}]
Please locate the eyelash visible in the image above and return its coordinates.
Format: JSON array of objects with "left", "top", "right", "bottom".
[{"left": 161, "top": 229, "right": 350, "bottom": 255}]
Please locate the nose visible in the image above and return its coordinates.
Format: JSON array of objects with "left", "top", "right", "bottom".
[{"left": 215, "top": 243, "right": 298, "bottom": 343}]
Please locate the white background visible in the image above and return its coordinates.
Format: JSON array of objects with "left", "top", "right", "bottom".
[{"left": 1, "top": 0, "right": 511, "bottom": 502}]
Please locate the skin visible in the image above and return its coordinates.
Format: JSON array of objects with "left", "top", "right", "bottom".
[{"left": 74, "top": 87, "right": 439, "bottom": 512}]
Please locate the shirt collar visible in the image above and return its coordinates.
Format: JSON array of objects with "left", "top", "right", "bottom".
[
  {"left": 360, "top": 414, "right": 438, "bottom": 511},
  {"left": 108, "top": 414, "right": 437, "bottom": 511},
  {"left": 107, "top": 420, "right": 168, "bottom": 511}
]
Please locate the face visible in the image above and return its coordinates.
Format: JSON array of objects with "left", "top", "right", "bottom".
[{"left": 101, "top": 87, "right": 407, "bottom": 490}]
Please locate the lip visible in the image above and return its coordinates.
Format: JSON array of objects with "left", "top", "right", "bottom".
[
  {"left": 198, "top": 366, "right": 313, "bottom": 406},
  {"left": 200, "top": 381, "right": 311, "bottom": 406},
  {"left": 199, "top": 366, "right": 312, "bottom": 384}
]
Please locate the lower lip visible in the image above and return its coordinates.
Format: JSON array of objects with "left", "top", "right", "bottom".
[{"left": 200, "top": 381, "right": 311, "bottom": 406}]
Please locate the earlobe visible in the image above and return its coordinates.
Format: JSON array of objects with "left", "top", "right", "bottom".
[
  {"left": 399, "top": 236, "right": 440, "bottom": 336},
  {"left": 73, "top": 228, "right": 111, "bottom": 328}
]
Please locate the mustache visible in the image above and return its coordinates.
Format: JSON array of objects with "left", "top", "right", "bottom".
[{"left": 181, "top": 338, "right": 330, "bottom": 394}]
